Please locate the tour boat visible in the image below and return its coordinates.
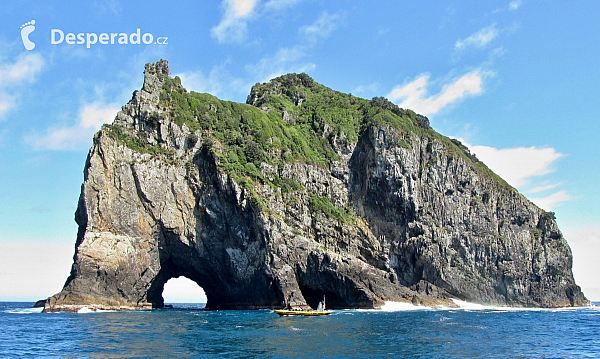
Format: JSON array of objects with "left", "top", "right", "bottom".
[{"left": 274, "top": 309, "right": 333, "bottom": 316}]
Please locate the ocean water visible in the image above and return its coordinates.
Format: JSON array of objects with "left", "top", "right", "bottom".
[{"left": 1, "top": 301, "right": 599, "bottom": 358}]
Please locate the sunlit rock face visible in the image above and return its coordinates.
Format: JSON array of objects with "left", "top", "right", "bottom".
[{"left": 42, "top": 60, "right": 588, "bottom": 312}]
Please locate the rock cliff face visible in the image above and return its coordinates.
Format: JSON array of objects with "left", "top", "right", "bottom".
[{"left": 43, "top": 60, "right": 588, "bottom": 312}]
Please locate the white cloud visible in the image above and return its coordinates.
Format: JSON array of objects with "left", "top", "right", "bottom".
[
  {"left": 455, "top": 24, "right": 499, "bottom": 50},
  {"left": 0, "top": 53, "right": 44, "bottom": 120},
  {"left": 79, "top": 102, "right": 119, "bottom": 129},
  {"left": 26, "top": 102, "right": 119, "bottom": 150},
  {"left": 467, "top": 143, "right": 563, "bottom": 187},
  {"left": 530, "top": 190, "right": 571, "bottom": 211},
  {"left": 563, "top": 226, "right": 600, "bottom": 301},
  {"left": 459, "top": 141, "right": 572, "bottom": 210},
  {"left": 529, "top": 183, "right": 559, "bottom": 193},
  {"left": 211, "top": 0, "right": 260, "bottom": 43},
  {"left": 246, "top": 45, "right": 316, "bottom": 82},
  {"left": 387, "top": 69, "right": 489, "bottom": 115},
  {"left": 0, "top": 52, "right": 44, "bottom": 84},
  {"left": 299, "top": 11, "right": 343, "bottom": 43},
  {"left": 509, "top": 0, "right": 522, "bottom": 10}
]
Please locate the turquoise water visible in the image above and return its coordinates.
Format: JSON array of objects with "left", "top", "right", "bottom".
[{"left": 1, "top": 302, "right": 599, "bottom": 358}]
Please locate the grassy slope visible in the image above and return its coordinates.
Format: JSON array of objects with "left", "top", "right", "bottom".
[{"left": 106, "top": 73, "right": 514, "bottom": 213}]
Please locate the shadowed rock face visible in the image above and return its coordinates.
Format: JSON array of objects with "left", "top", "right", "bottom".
[{"left": 43, "top": 60, "right": 588, "bottom": 312}]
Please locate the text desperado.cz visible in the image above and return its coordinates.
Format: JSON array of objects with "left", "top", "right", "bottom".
[{"left": 51, "top": 29, "right": 167, "bottom": 48}]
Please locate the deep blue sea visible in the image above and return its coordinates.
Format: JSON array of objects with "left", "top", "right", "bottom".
[{"left": 1, "top": 301, "right": 599, "bottom": 358}]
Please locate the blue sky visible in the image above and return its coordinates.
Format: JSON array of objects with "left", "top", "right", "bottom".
[{"left": 1, "top": 1, "right": 599, "bottom": 302}]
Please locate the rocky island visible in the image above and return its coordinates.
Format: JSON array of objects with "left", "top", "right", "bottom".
[{"left": 42, "top": 60, "right": 588, "bottom": 312}]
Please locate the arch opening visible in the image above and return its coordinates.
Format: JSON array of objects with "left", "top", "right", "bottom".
[{"left": 162, "top": 276, "right": 207, "bottom": 308}]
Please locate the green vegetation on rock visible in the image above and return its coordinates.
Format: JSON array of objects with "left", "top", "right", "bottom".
[
  {"left": 308, "top": 195, "right": 355, "bottom": 224},
  {"left": 107, "top": 71, "right": 515, "bottom": 217},
  {"left": 105, "top": 124, "right": 175, "bottom": 158}
]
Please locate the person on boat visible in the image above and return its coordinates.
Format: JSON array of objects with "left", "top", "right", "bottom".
[
  {"left": 284, "top": 291, "right": 292, "bottom": 310},
  {"left": 317, "top": 301, "right": 323, "bottom": 311},
  {"left": 316, "top": 295, "right": 326, "bottom": 311}
]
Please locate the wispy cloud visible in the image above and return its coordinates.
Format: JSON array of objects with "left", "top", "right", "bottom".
[
  {"left": 352, "top": 82, "right": 381, "bottom": 98},
  {"left": 0, "top": 53, "right": 44, "bottom": 120},
  {"left": 386, "top": 69, "right": 491, "bottom": 116},
  {"left": 529, "top": 183, "right": 560, "bottom": 194},
  {"left": 509, "top": 0, "right": 523, "bottom": 10},
  {"left": 489, "top": 46, "right": 507, "bottom": 60},
  {"left": 299, "top": 11, "right": 344, "bottom": 43},
  {"left": 177, "top": 62, "right": 248, "bottom": 101},
  {"left": 25, "top": 101, "right": 119, "bottom": 150},
  {"left": 246, "top": 46, "right": 316, "bottom": 83},
  {"left": 455, "top": 24, "right": 499, "bottom": 51},
  {"left": 530, "top": 190, "right": 571, "bottom": 211},
  {"left": 211, "top": 0, "right": 260, "bottom": 43},
  {"left": 211, "top": 0, "right": 305, "bottom": 43},
  {"left": 246, "top": 10, "right": 343, "bottom": 82},
  {"left": 0, "top": 53, "right": 44, "bottom": 83}
]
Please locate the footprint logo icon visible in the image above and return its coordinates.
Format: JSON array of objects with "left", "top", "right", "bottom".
[{"left": 20, "top": 20, "right": 36, "bottom": 50}]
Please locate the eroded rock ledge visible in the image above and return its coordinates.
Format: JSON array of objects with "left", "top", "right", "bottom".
[{"left": 42, "top": 60, "right": 588, "bottom": 312}]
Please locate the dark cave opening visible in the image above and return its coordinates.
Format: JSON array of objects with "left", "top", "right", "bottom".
[{"left": 298, "top": 285, "right": 348, "bottom": 309}]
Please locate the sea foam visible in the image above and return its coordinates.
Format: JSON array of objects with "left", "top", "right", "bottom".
[
  {"left": 378, "top": 299, "right": 584, "bottom": 312},
  {"left": 379, "top": 301, "right": 431, "bottom": 311},
  {"left": 5, "top": 307, "right": 43, "bottom": 314}
]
